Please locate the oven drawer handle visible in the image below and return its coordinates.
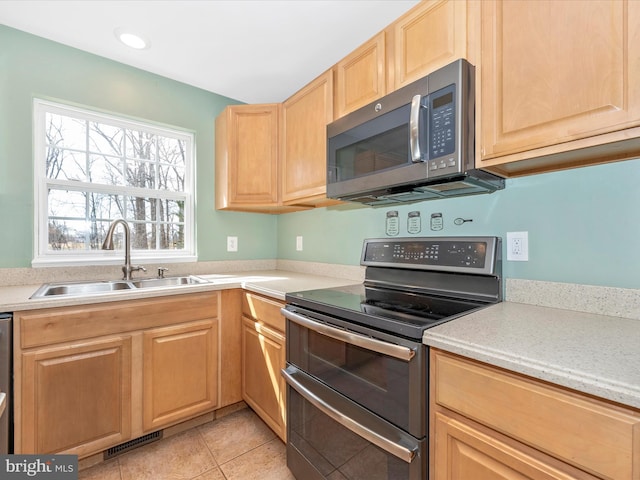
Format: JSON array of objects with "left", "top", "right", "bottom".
[
  {"left": 282, "top": 308, "right": 415, "bottom": 362},
  {"left": 282, "top": 368, "right": 417, "bottom": 464}
]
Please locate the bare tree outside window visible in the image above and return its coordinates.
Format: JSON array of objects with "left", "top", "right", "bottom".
[{"left": 34, "top": 99, "right": 194, "bottom": 263}]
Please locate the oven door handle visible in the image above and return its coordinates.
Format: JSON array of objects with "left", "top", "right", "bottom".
[
  {"left": 282, "top": 308, "right": 416, "bottom": 362},
  {"left": 282, "top": 367, "right": 417, "bottom": 464}
]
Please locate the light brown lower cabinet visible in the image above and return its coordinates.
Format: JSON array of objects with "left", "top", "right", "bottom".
[
  {"left": 14, "top": 288, "right": 288, "bottom": 458},
  {"left": 433, "top": 412, "right": 601, "bottom": 480},
  {"left": 20, "top": 336, "right": 132, "bottom": 457},
  {"left": 14, "top": 292, "right": 222, "bottom": 457},
  {"left": 143, "top": 319, "right": 218, "bottom": 432},
  {"left": 241, "top": 292, "right": 286, "bottom": 441},
  {"left": 431, "top": 349, "right": 640, "bottom": 480}
]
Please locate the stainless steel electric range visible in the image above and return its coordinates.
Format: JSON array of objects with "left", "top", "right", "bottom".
[{"left": 282, "top": 236, "right": 502, "bottom": 480}]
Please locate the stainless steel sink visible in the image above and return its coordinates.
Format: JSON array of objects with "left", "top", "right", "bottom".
[
  {"left": 132, "top": 276, "right": 208, "bottom": 288},
  {"left": 30, "top": 276, "right": 209, "bottom": 298},
  {"left": 31, "top": 281, "right": 134, "bottom": 298}
]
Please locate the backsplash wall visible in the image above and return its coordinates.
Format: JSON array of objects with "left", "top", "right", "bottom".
[{"left": 277, "top": 158, "right": 640, "bottom": 290}]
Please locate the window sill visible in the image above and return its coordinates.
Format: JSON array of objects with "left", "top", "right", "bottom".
[{"left": 32, "top": 254, "right": 198, "bottom": 268}]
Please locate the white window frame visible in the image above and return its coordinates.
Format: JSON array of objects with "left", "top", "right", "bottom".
[{"left": 32, "top": 99, "right": 197, "bottom": 267}]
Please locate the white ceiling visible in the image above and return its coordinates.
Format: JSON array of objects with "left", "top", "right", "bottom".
[{"left": 0, "top": 0, "right": 420, "bottom": 103}]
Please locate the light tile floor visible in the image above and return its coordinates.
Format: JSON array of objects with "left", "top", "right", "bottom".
[{"left": 79, "top": 408, "right": 296, "bottom": 480}]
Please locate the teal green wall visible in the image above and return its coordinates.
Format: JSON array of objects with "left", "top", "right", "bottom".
[
  {"left": 0, "top": 25, "right": 277, "bottom": 267},
  {"left": 278, "top": 159, "right": 640, "bottom": 289},
  {"left": 2, "top": 26, "right": 639, "bottom": 290}
]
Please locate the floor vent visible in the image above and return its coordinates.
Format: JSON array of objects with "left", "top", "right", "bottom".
[{"left": 104, "top": 430, "right": 163, "bottom": 460}]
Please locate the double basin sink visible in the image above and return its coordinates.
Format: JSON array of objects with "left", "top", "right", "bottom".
[{"left": 31, "top": 275, "right": 209, "bottom": 299}]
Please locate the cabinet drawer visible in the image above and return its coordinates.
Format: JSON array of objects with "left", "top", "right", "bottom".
[
  {"left": 433, "top": 350, "right": 640, "bottom": 480},
  {"left": 241, "top": 292, "right": 285, "bottom": 332},
  {"left": 19, "top": 292, "right": 218, "bottom": 348}
]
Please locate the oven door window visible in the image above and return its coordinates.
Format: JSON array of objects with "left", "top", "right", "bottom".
[{"left": 287, "top": 318, "right": 423, "bottom": 435}]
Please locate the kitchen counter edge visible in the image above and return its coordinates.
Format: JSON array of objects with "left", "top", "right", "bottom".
[
  {"left": 423, "top": 301, "right": 640, "bottom": 410},
  {"left": 0, "top": 270, "right": 359, "bottom": 312}
]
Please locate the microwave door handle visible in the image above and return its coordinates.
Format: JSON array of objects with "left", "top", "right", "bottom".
[
  {"left": 282, "top": 308, "right": 415, "bottom": 362},
  {"left": 410, "top": 94, "right": 424, "bottom": 163},
  {"left": 282, "top": 367, "right": 418, "bottom": 464}
]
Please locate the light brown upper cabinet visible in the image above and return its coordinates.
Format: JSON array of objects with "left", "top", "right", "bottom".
[
  {"left": 334, "top": 1, "right": 472, "bottom": 119},
  {"left": 478, "top": 0, "right": 640, "bottom": 176},
  {"left": 215, "top": 104, "right": 282, "bottom": 213},
  {"left": 281, "top": 70, "right": 338, "bottom": 207},
  {"left": 391, "top": 0, "right": 471, "bottom": 90},
  {"left": 334, "top": 32, "right": 387, "bottom": 118}
]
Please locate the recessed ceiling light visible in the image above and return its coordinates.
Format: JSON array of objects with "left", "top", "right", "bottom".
[{"left": 115, "top": 27, "right": 150, "bottom": 50}]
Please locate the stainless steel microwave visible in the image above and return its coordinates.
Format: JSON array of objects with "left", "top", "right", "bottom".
[{"left": 326, "top": 59, "right": 504, "bottom": 206}]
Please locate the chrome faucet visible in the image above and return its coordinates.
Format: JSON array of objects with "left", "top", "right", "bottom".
[{"left": 101, "top": 219, "right": 146, "bottom": 280}]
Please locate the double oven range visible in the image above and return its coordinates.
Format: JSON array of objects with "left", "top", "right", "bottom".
[{"left": 282, "top": 236, "right": 502, "bottom": 480}]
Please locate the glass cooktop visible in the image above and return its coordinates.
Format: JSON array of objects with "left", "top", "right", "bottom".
[{"left": 286, "top": 283, "right": 488, "bottom": 340}]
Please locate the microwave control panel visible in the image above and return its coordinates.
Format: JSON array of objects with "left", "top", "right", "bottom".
[{"left": 428, "top": 83, "right": 458, "bottom": 174}]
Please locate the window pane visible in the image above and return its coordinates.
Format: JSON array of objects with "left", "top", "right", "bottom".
[
  {"left": 48, "top": 189, "right": 86, "bottom": 218},
  {"left": 130, "top": 222, "right": 152, "bottom": 250},
  {"left": 48, "top": 220, "right": 74, "bottom": 250},
  {"left": 158, "top": 137, "right": 186, "bottom": 166},
  {"left": 157, "top": 163, "right": 184, "bottom": 192},
  {"left": 159, "top": 198, "right": 184, "bottom": 223},
  {"left": 126, "top": 130, "right": 155, "bottom": 160},
  {"left": 45, "top": 113, "right": 86, "bottom": 150},
  {"left": 88, "top": 192, "right": 124, "bottom": 221},
  {"left": 159, "top": 223, "right": 184, "bottom": 250},
  {"left": 89, "top": 154, "right": 124, "bottom": 185},
  {"left": 125, "top": 160, "right": 156, "bottom": 189},
  {"left": 48, "top": 219, "right": 98, "bottom": 250},
  {"left": 46, "top": 148, "right": 86, "bottom": 181},
  {"left": 89, "top": 122, "right": 123, "bottom": 156},
  {"left": 124, "top": 196, "right": 153, "bottom": 222}
]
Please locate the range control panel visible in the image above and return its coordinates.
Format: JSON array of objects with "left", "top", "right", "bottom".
[{"left": 361, "top": 237, "right": 500, "bottom": 275}]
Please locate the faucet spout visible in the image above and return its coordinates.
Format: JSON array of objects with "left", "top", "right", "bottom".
[{"left": 102, "top": 219, "right": 146, "bottom": 280}]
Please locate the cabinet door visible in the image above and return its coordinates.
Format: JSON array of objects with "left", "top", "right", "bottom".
[
  {"left": 143, "top": 319, "right": 218, "bottom": 431},
  {"left": 215, "top": 104, "right": 280, "bottom": 209},
  {"left": 433, "top": 412, "right": 600, "bottom": 480},
  {"left": 392, "top": 0, "right": 469, "bottom": 89},
  {"left": 241, "top": 316, "right": 286, "bottom": 441},
  {"left": 334, "top": 31, "right": 386, "bottom": 118},
  {"left": 20, "top": 336, "right": 131, "bottom": 456},
  {"left": 479, "top": 0, "right": 640, "bottom": 170},
  {"left": 281, "top": 70, "right": 335, "bottom": 205}
]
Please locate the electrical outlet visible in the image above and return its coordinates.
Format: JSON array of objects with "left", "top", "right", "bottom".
[
  {"left": 507, "top": 231, "right": 528, "bottom": 261},
  {"left": 227, "top": 236, "right": 238, "bottom": 252},
  {"left": 296, "top": 236, "right": 303, "bottom": 251}
]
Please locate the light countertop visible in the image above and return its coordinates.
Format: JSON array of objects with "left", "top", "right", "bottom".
[
  {"left": 423, "top": 301, "right": 640, "bottom": 409},
  {"left": 0, "top": 270, "right": 359, "bottom": 312}
]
